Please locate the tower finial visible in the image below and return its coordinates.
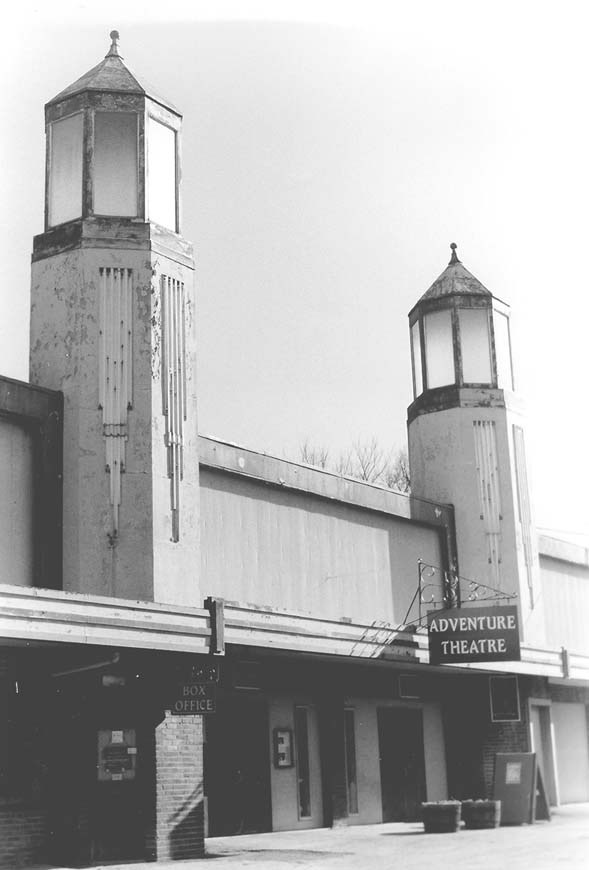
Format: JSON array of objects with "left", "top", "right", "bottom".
[
  {"left": 449, "top": 242, "right": 460, "bottom": 265},
  {"left": 106, "top": 30, "right": 121, "bottom": 58}
]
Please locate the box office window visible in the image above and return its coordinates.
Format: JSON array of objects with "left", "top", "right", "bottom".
[
  {"left": 399, "top": 674, "right": 421, "bottom": 699},
  {"left": 489, "top": 676, "right": 521, "bottom": 722}
]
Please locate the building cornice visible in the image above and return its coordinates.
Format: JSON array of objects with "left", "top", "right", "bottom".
[
  {"left": 199, "top": 432, "right": 453, "bottom": 523},
  {"left": 407, "top": 385, "right": 526, "bottom": 424},
  {"left": 32, "top": 218, "right": 194, "bottom": 267},
  {"left": 538, "top": 534, "right": 589, "bottom": 568}
]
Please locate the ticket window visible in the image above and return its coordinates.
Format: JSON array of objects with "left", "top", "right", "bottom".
[{"left": 97, "top": 728, "right": 137, "bottom": 782}]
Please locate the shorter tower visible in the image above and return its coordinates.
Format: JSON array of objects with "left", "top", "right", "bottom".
[
  {"left": 407, "top": 245, "right": 542, "bottom": 641},
  {"left": 29, "top": 32, "right": 199, "bottom": 605}
]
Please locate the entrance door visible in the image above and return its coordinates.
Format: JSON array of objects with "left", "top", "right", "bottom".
[
  {"left": 530, "top": 704, "right": 558, "bottom": 806},
  {"left": 205, "top": 694, "right": 272, "bottom": 836},
  {"left": 46, "top": 697, "right": 93, "bottom": 867},
  {"left": 377, "top": 707, "right": 426, "bottom": 822},
  {"left": 552, "top": 702, "right": 589, "bottom": 803}
]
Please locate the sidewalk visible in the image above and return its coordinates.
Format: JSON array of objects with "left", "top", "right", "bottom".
[{"left": 47, "top": 803, "right": 589, "bottom": 870}]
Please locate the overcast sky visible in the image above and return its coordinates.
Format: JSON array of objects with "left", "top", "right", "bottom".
[{"left": 1, "top": 0, "right": 588, "bottom": 543}]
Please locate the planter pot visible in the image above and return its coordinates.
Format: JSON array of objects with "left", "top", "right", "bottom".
[
  {"left": 421, "top": 801, "right": 461, "bottom": 833},
  {"left": 461, "top": 800, "right": 501, "bottom": 829}
]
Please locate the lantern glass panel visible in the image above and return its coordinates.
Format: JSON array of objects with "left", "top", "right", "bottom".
[
  {"left": 411, "top": 320, "right": 423, "bottom": 397},
  {"left": 48, "top": 113, "right": 83, "bottom": 226},
  {"left": 424, "top": 309, "right": 455, "bottom": 388},
  {"left": 494, "top": 309, "right": 514, "bottom": 389},
  {"left": 459, "top": 307, "right": 492, "bottom": 383},
  {"left": 147, "top": 117, "right": 177, "bottom": 230},
  {"left": 94, "top": 112, "right": 138, "bottom": 216}
]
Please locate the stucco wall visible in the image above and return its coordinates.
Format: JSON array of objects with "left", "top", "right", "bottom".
[
  {"left": 408, "top": 402, "right": 544, "bottom": 645},
  {"left": 0, "top": 419, "right": 34, "bottom": 586},
  {"left": 30, "top": 244, "right": 199, "bottom": 605},
  {"left": 200, "top": 467, "right": 443, "bottom": 625}
]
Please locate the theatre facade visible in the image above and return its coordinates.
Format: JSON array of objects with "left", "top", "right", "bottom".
[{"left": 1, "top": 31, "right": 589, "bottom": 869}]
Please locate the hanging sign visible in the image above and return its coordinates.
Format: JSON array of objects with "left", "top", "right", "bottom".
[
  {"left": 171, "top": 682, "right": 217, "bottom": 715},
  {"left": 427, "top": 605, "right": 520, "bottom": 665}
]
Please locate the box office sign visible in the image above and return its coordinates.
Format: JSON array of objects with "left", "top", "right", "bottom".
[
  {"left": 171, "top": 682, "right": 217, "bottom": 715},
  {"left": 427, "top": 605, "right": 520, "bottom": 665}
]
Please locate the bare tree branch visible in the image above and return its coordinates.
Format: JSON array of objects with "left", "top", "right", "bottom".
[
  {"left": 299, "top": 439, "right": 330, "bottom": 469},
  {"left": 297, "top": 439, "right": 411, "bottom": 493}
]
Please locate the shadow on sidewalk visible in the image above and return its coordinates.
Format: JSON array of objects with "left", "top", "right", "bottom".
[{"left": 205, "top": 848, "right": 353, "bottom": 860}]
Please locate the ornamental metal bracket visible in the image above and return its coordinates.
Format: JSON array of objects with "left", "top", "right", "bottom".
[
  {"left": 348, "top": 560, "right": 519, "bottom": 659},
  {"left": 415, "top": 559, "right": 518, "bottom": 626}
]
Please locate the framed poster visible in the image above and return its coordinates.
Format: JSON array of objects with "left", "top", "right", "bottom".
[
  {"left": 273, "top": 728, "right": 294, "bottom": 768},
  {"left": 97, "top": 728, "right": 137, "bottom": 782}
]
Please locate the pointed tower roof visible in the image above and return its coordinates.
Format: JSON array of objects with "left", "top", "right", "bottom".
[
  {"left": 47, "top": 30, "right": 179, "bottom": 115},
  {"left": 419, "top": 243, "right": 491, "bottom": 303}
]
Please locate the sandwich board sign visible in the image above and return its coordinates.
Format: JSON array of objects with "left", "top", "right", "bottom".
[{"left": 493, "top": 752, "right": 536, "bottom": 825}]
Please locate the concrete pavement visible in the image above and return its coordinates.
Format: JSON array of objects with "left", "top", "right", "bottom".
[{"left": 45, "top": 803, "right": 589, "bottom": 870}]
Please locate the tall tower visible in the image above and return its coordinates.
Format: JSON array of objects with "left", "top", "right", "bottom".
[
  {"left": 407, "top": 245, "right": 542, "bottom": 641},
  {"left": 30, "top": 32, "right": 199, "bottom": 606}
]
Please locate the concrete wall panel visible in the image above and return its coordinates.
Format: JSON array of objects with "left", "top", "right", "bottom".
[
  {"left": 200, "top": 469, "right": 443, "bottom": 626},
  {"left": 0, "top": 420, "right": 34, "bottom": 586}
]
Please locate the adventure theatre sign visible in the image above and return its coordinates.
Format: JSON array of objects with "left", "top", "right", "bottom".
[{"left": 427, "top": 605, "right": 520, "bottom": 665}]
